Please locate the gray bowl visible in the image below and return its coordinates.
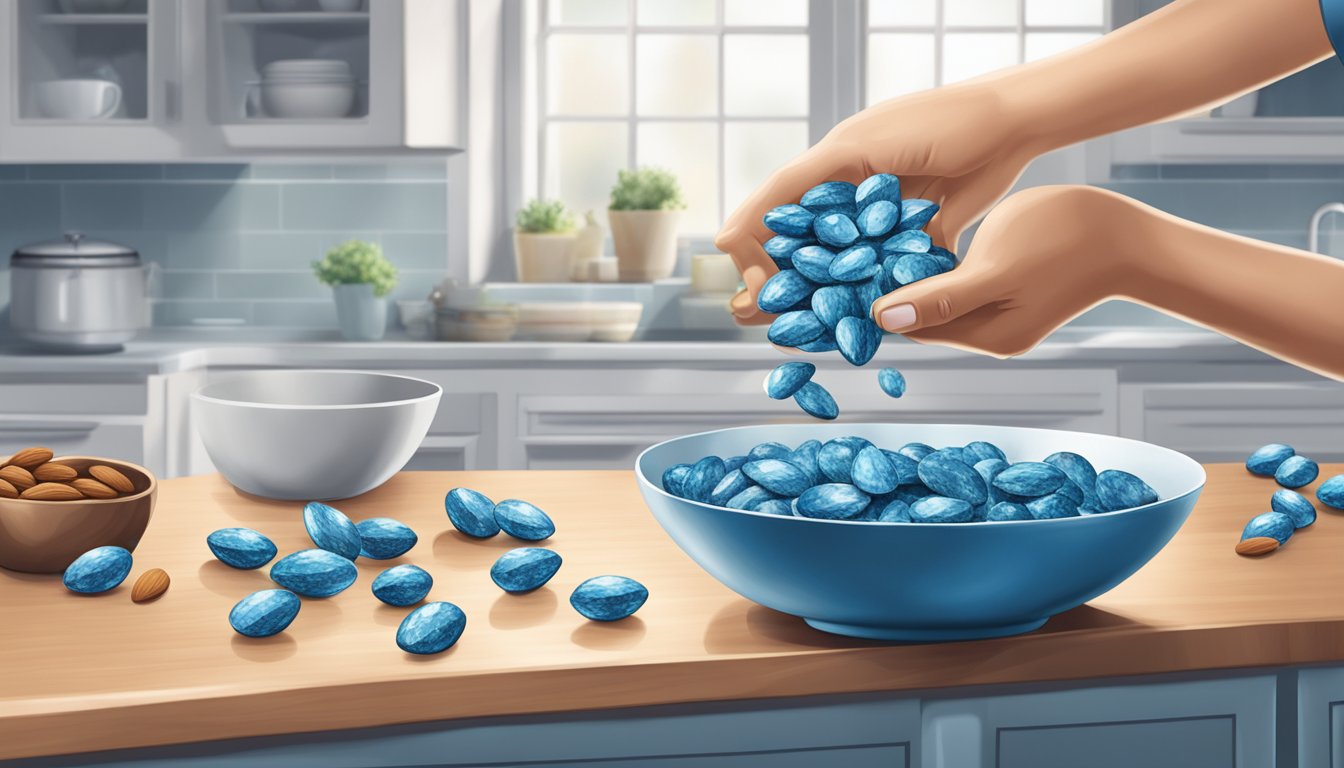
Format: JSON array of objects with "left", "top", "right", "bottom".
[{"left": 191, "top": 370, "right": 441, "bottom": 501}]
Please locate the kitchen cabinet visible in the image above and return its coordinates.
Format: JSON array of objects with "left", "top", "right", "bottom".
[
  {"left": 1299, "top": 667, "right": 1344, "bottom": 767},
  {"left": 0, "top": 374, "right": 165, "bottom": 472}
]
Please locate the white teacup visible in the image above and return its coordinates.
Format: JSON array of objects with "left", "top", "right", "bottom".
[{"left": 34, "top": 79, "right": 122, "bottom": 120}]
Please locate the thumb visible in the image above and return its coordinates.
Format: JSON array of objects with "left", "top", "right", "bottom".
[{"left": 870, "top": 266, "right": 998, "bottom": 333}]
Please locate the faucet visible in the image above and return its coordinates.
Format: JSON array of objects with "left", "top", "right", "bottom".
[{"left": 1307, "top": 202, "right": 1344, "bottom": 254}]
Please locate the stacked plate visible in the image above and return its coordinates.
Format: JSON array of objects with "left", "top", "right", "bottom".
[{"left": 255, "top": 59, "right": 357, "bottom": 119}]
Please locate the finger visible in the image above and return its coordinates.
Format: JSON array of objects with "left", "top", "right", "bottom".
[
  {"left": 870, "top": 266, "right": 1000, "bottom": 334},
  {"left": 730, "top": 288, "right": 773, "bottom": 325},
  {"left": 924, "top": 164, "right": 1024, "bottom": 253}
]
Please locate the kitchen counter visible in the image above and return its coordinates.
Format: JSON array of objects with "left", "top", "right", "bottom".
[{"left": 2, "top": 464, "right": 1343, "bottom": 761}]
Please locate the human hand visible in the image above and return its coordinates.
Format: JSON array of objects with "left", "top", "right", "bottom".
[{"left": 714, "top": 82, "right": 1040, "bottom": 325}]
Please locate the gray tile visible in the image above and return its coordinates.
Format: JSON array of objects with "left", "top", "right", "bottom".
[
  {"left": 239, "top": 231, "right": 379, "bottom": 270},
  {"left": 1065, "top": 300, "right": 1193, "bottom": 328},
  {"left": 1102, "top": 179, "right": 1344, "bottom": 230},
  {"left": 143, "top": 183, "right": 280, "bottom": 230},
  {"left": 90, "top": 231, "right": 166, "bottom": 263},
  {"left": 30, "top": 164, "right": 163, "bottom": 181},
  {"left": 62, "top": 183, "right": 144, "bottom": 231},
  {"left": 0, "top": 166, "right": 26, "bottom": 181},
  {"left": 1109, "top": 165, "right": 1162, "bottom": 180},
  {"left": 378, "top": 232, "right": 450, "bottom": 270},
  {"left": 0, "top": 183, "right": 60, "bottom": 231},
  {"left": 281, "top": 182, "right": 447, "bottom": 230},
  {"left": 164, "top": 164, "right": 248, "bottom": 181},
  {"left": 216, "top": 271, "right": 328, "bottom": 300},
  {"left": 159, "top": 272, "right": 215, "bottom": 300},
  {"left": 249, "top": 164, "right": 334, "bottom": 180},
  {"left": 161, "top": 232, "right": 243, "bottom": 270},
  {"left": 387, "top": 270, "right": 445, "bottom": 301},
  {"left": 1158, "top": 164, "right": 1344, "bottom": 180},
  {"left": 152, "top": 300, "right": 252, "bottom": 326},
  {"left": 250, "top": 300, "right": 337, "bottom": 327},
  {"left": 332, "top": 162, "right": 449, "bottom": 180}
]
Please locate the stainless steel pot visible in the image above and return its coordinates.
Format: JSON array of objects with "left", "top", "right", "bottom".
[{"left": 8, "top": 232, "right": 153, "bottom": 351}]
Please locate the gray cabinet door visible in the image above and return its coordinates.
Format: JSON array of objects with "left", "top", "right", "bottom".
[{"left": 1299, "top": 667, "right": 1344, "bottom": 767}]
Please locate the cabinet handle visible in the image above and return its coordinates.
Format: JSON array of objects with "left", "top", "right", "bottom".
[{"left": 0, "top": 421, "right": 98, "bottom": 435}]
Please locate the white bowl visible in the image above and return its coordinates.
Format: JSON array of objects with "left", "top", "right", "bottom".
[
  {"left": 34, "top": 79, "right": 121, "bottom": 121},
  {"left": 191, "top": 370, "right": 441, "bottom": 501},
  {"left": 264, "top": 59, "right": 352, "bottom": 76},
  {"left": 514, "top": 301, "right": 643, "bottom": 342},
  {"left": 260, "top": 80, "right": 355, "bottom": 119}
]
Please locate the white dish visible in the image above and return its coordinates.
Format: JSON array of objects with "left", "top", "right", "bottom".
[
  {"left": 259, "top": 80, "right": 355, "bottom": 119},
  {"left": 34, "top": 79, "right": 121, "bottom": 121},
  {"left": 514, "top": 301, "right": 643, "bottom": 342}
]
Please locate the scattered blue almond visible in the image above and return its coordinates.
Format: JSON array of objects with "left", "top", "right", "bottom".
[
  {"left": 1242, "top": 511, "right": 1295, "bottom": 545},
  {"left": 229, "top": 589, "right": 301, "bottom": 638},
  {"left": 793, "top": 381, "right": 839, "bottom": 420},
  {"left": 1318, "top": 475, "right": 1344, "bottom": 510},
  {"left": 764, "top": 362, "right": 816, "bottom": 400},
  {"left": 877, "top": 368, "right": 906, "bottom": 398},
  {"left": 490, "top": 548, "right": 562, "bottom": 593},
  {"left": 269, "top": 548, "right": 358, "bottom": 598},
  {"left": 355, "top": 518, "right": 418, "bottom": 560},
  {"left": 1246, "top": 443, "right": 1295, "bottom": 476},
  {"left": 570, "top": 575, "right": 648, "bottom": 621},
  {"left": 303, "top": 501, "right": 362, "bottom": 561},
  {"left": 63, "top": 546, "right": 133, "bottom": 594},
  {"left": 1270, "top": 489, "right": 1316, "bottom": 529},
  {"left": 207, "top": 527, "right": 278, "bottom": 570},
  {"left": 372, "top": 564, "right": 433, "bottom": 607},
  {"left": 494, "top": 499, "right": 556, "bottom": 541},
  {"left": 397, "top": 601, "right": 467, "bottom": 655},
  {"left": 444, "top": 487, "right": 501, "bottom": 538},
  {"left": 1274, "top": 455, "right": 1318, "bottom": 489}
]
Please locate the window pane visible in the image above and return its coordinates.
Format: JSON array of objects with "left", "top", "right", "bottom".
[
  {"left": 637, "top": 0, "right": 715, "bottom": 26},
  {"left": 724, "top": 121, "right": 808, "bottom": 217},
  {"left": 943, "top": 33, "right": 1018, "bottom": 83},
  {"left": 1025, "top": 0, "right": 1105, "bottom": 27},
  {"left": 546, "top": 122, "right": 629, "bottom": 219},
  {"left": 724, "top": 34, "right": 808, "bottom": 116},
  {"left": 944, "top": 0, "right": 1016, "bottom": 27},
  {"left": 725, "top": 0, "right": 807, "bottom": 26},
  {"left": 637, "top": 122, "right": 719, "bottom": 234},
  {"left": 548, "top": 0, "right": 628, "bottom": 26},
  {"left": 866, "top": 33, "right": 935, "bottom": 103},
  {"left": 868, "top": 0, "right": 935, "bottom": 27},
  {"left": 1024, "top": 32, "right": 1101, "bottom": 61},
  {"left": 636, "top": 35, "right": 718, "bottom": 116},
  {"left": 547, "top": 34, "right": 629, "bottom": 115}
]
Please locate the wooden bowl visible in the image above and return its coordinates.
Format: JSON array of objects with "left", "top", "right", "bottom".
[{"left": 0, "top": 457, "right": 156, "bottom": 574}]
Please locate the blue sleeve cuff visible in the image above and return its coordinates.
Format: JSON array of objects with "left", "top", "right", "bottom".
[{"left": 1321, "top": 0, "right": 1344, "bottom": 64}]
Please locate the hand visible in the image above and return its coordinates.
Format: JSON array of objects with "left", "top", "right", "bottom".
[{"left": 714, "top": 82, "right": 1040, "bottom": 325}]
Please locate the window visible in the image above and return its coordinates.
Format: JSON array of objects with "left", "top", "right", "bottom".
[{"left": 866, "top": 0, "right": 1108, "bottom": 106}]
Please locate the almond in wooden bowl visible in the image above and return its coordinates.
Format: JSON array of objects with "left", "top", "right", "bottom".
[{"left": 0, "top": 457, "right": 156, "bottom": 574}]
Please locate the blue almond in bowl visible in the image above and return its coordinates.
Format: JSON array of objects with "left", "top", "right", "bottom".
[{"left": 636, "top": 424, "right": 1205, "bottom": 642}]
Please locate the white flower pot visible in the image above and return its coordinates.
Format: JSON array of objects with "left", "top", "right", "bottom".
[
  {"left": 331, "top": 283, "right": 387, "bottom": 341},
  {"left": 608, "top": 209, "right": 682, "bottom": 282},
  {"left": 513, "top": 232, "right": 578, "bottom": 283}
]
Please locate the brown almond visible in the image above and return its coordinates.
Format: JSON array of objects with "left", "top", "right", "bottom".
[
  {"left": 0, "top": 478, "right": 16, "bottom": 499},
  {"left": 1236, "top": 536, "right": 1280, "bottom": 557},
  {"left": 0, "top": 466, "right": 36, "bottom": 490},
  {"left": 33, "top": 462, "right": 78, "bottom": 483},
  {"left": 4, "top": 447, "right": 53, "bottom": 470},
  {"left": 20, "top": 482, "right": 84, "bottom": 501},
  {"left": 89, "top": 465, "right": 135, "bottom": 494},
  {"left": 70, "top": 478, "right": 118, "bottom": 500},
  {"left": 131, "top": 568, "right": 170, "bottom": 603}
]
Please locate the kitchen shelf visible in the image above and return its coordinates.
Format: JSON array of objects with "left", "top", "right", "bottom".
[
  {"left": 223, "top": 12, "right": 368, "bottom": 24},
  {"left": 1112, "top": 116, "right": 1344, "bottom": 164},
  {"left": 37, "top": 13, "right": 148, "bottom": 24}
]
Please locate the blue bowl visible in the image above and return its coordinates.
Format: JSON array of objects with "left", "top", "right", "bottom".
[{"left": 636, "top": 424, "right": 1205, "bottom": 641}]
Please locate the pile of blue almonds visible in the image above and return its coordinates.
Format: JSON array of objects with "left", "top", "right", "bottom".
[
  {"left": 662, "top": 437, "right": 1159, "bottom": 522},
  {"left": 1236, "top": 443, "right": 1343, "bottom": 557}
]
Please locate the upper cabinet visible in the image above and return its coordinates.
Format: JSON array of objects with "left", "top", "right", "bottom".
[{"left": 0, "top": 0, "right": 464, "bottom": 161}]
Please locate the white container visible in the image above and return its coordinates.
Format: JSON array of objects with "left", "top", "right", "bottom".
[
  {"left": 257, "top": 80, "right": 356, "bottom": 119},
  {"left": 191, "top": 370, "right": 442, "bottom": 501},
  {"left": 689, "top": 253, "right": 740, "bottom": 295},
  {"left": 608, "top": 209, "right": 682, "bottom": 282},
  {"left": 513, "top": 231, "right": 577, "bottom": 283},
  {"left": 34, "top": 79, "right": 121, "bottom": 121},
  {"left": 331, "top": 283, "right": 387, "bottom": 341}
]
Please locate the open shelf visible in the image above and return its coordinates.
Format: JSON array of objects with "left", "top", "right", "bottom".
[
  {"left": 38, "top": 13, "right": 148, "bottom": 24},
  {"left": 18, "top": 0, "right": 151, "bottom": 121},
  {"left": 224, "top": 12, "right": 368, "bottom": 24}
]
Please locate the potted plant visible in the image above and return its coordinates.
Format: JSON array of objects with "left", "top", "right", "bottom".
[
  {"left": 313, "top": 239, "right": 398, "bottom": 341},
  {"left": 514, "top": 198, "right": 578, "bottom": 283},
  {"left": 607, "top": 167, "right": 685, "bottom": 282}
]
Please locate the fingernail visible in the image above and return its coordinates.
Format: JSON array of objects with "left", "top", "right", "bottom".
[{"left": 879, "top": 303, "right": 917, "bottom": 331}]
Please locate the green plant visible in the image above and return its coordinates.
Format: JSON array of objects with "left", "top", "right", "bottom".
[
  {"left": 516, "top": 198, "right": 577, "bottom": 234},
  {"left": 609, "top": 167, "right": 686, "bottom": 211},
  {"left": 312, "top": 240, "right": 398, "bottom": 297}
]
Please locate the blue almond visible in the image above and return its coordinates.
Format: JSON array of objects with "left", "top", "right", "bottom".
[
  {"left": 1271, "top": 489, "right": 1317, "bottom": 529},
  {"left": 763, "top": 203, "right": 815, "bottom": 238},
  {"left": 206, "top": 527, "right": 278, "bottom": 570},
  {"left": 1275, "top": 455, "right": 1319, "bottom": 489},
  {"left": 748, "top": 441, "right": 792, "bottom": 460},
  {"left": 829, "top": 245, "right": 878, "bottom": 282},
  {"left": 899, "top": 199, "right": 939, "bottom": 231},
  {"left": 899, "top": 442, "right": 935, "bottom": 461},
  {"left": 494, "top": 499, "right": 556, "bottom": 541},
  {"left": 788, "top": 439, "right": 823, "bottom": 484},
  {"left": 851, "top": 445, "right": 899, "bottom": 495},
  {"left": 793, "top": 381, "right": 840, "bottom": 420},
  {"left": 836, "top": 316, "right": 882, "bottom": 367},
  {"left": 877, "top": 367, "right": 906, "bottom": 398},
  {"left": 229, "top": 589, "right": 301, "bottom": 638},
  {"left": 909, "top": 496, "right": 974, "bottom": 524},
  {"left": 882, "top": 230, "right": 932, "bottom": 255},
  {"left": 987, "top": 501, "right": 1032, "bottom": 521},
  {"left": 963, "top": 441, "right": 1006, "bottom": 464},
  {"left": 303, "top": 502, "right": 362, "bottom": 561},
  {"left": 372, "top": 564, "right": 434, "bottom": 606},
  {"left": 992, "top": 462, "right": 1067, "bottom": 497},
  {"left": 444, "top": 487, "right": 501, "bottom": 538},
  {"left": 1044, "top": 451, "right": 1100, "bottom": 507},
  {"left": 814, "top": 213, "right": 861, "bottom": 249},
  {"left": 1095, "top": 470, "right": 1159, "bottom": 512},
  {"left": 763, "top": 235, "right": 814, "bottom": 266},
  {"left": 755, "top": 499, "right": 794, "bottom": 516},
  {"left": 877, "top": 499, "right": 912, "bottom": 522},
  {"left": 709, "top": 469, "right": 752, "bottom": 507},
  {"left": 269, "top": 549, "right": 358, "bottom": 598},
  {"left": 791, "top": 245, "right": 839, "bottom": 284},
  {"left": 661, "top": 464, "right": 691, "bottom": 497},
  {"left": 682, "top": 455, "right": 727, "bottom": 503},
  {"left": 62, "top": 546, "right": 133, "bottom": 594},
  {"left": 725, "top": 484, "right": 777, "bottom": 511},
  {"left": 571, "top": 575, "right": 649, "bottom": 621},
  {"left": 743, "top": 459, "right": 812, "bottom": 497},
  {"left": 916, "top": 452, "right": 988, "bottom": 505},
  {"left": 1246, "top": 443, "right": 1295, "bottom": 476},
  {"left": 355, "top": 518, "right": 418, "bottom": 560},
  {"left": 882, "top": 449, "right": 921, "bottom": 485},
  {"left": 490, "top": 548, "right": 562, "bottom": 593},
  {"left": 764, "top": 361, "right": 816, "bottom": 400},
  {"left": 396, "top": 601, "right": 467, "bottom": 654},
  {"left": 1319, "top": 475, "right": 1344, "bottom": 510},
  {"left": 1027, "top": 493, "right": 1080, "bottom": 520},
  {"left": 768, "top": 310, "right": 826, "bottom": 347},
  {"left": 1242, "top": 511, "right": 1295, "bottom": 545},
  {"left": 854, "top": 173, "right": 901, "bottom": 210},
  {"left": 796, "top": 483, "right": 871, "bottom": 520},
  {"left": 797, "top": 334, "right": 840, "bottom": 353},
  {"left": 724, "top": 455, "right": 748, "bottom": 472},
  {"left": 810, "top": 285, "right": 864, "bottom": 330},
  {"left": 801, "top": 180, "right": 859, "bottom": 214},
  {"left": 892, "top": 253, "right": 950, "bottom": 285},
  {"left": 757, "top": 269, "right": 818, "bottom": 314},
  {"left": 817, "top": 438, "right": 862, "bottom": 483},
  {"left": 856, "top": 199, "right": 899, "bottom": 238}
]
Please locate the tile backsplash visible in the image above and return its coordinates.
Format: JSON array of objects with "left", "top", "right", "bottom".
[{"left": 0, "top": 162, "right": 452, "bottom": 327}]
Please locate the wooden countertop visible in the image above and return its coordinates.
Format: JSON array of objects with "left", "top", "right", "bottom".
[{"left": 3, "top": 465, "right": 1344, "bottom": 760}]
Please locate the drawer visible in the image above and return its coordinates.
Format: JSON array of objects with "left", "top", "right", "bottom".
[
  {"left": 0, "top": 381, "right": 148, "bottom": 416},
  {"left": 0, "top": 419, "right": 147, "bottom": 465},
  {"left": 1298, "top": 666, "right": 1344, "bottom": 767}
]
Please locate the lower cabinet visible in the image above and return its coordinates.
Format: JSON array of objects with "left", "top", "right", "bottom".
[{"left": 1299, "top": 667, "right": 1344, "bottom": 767}]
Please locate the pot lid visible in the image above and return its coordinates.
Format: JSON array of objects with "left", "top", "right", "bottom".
[{"left": 11, "top": 232, "right": 141, "bottom": 267}]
